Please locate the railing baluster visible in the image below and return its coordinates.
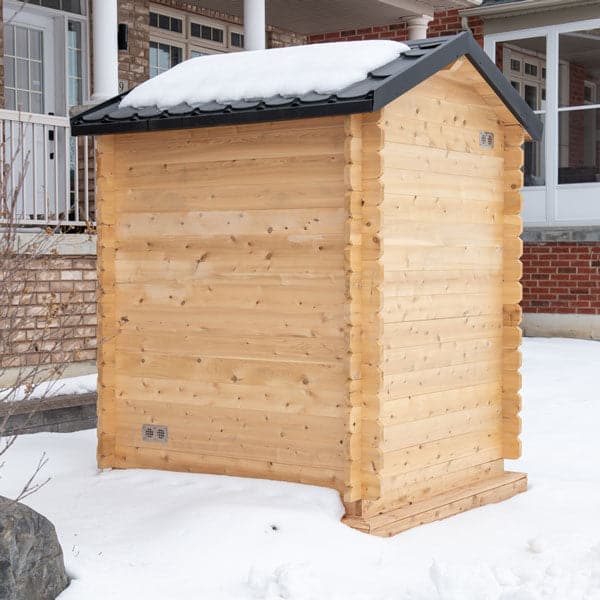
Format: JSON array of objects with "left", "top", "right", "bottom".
[
  {"left": 9, "top": 120, "right": 14, "bottom": 221},
  {"left": 43, "top": 124, "right": 48, "bottom": 224},
  {"left": 32, "top": 123, "right": 37, "bottom": 222},
  {"left": 54, "top": 125, "right": 59, "bottom": 227},
  {"left": 83, "top": 135, "right": 89, "bottom": 225},
  {"left": 64, "top": 129, "right": 70, "bottom": 225},
  {"left": 74, "top": 137, "right": 79, "bottom": 223},
  {"left": 20, "top": 120, "right": 25, "bottom": 222}
]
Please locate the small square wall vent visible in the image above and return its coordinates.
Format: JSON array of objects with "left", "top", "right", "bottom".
[{"left": 142, "top": 424, "right": 168, "bottom": 443}]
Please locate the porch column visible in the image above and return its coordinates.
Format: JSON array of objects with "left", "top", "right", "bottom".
[
  {"left": 243, "top": 0, "right": 266, "bottom": 51},
  {"left": 405, "top": 15, "right": 433, "bottom": 41},
  {"left": 92, "top": 0, "right": 118, "bottom": 102}
]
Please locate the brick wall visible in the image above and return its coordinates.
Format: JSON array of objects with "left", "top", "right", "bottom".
[
  {"left": 1, "top": 254, "right": 97, "bottom": 370},
  {"left": 522, "top": 243, "right": 600, "bottom": 315},
  {"left": 118, "top": 0, "right": 151, "bottom": 89},
  {"left": 308, "top": 10, "right": 483, "bottom": 45}
]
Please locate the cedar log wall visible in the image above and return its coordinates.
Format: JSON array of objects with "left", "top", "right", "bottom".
[
  {"left": 360, "top": 65, "right": 524, "bottom": 519},
  {"left": 96, "top": 61, "right": 525, "bottom": 530},
  {"left": 98, "top": 118, "right": 353, "bottom": 486}
]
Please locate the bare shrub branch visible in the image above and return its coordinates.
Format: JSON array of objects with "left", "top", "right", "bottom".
[{"left": 0, "top": 116, "right": 87, "bottom": 501}]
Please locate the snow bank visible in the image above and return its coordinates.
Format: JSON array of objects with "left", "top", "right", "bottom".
[
  {"left": 121, "top": 41, "right": 409, "bottom": 109},
  {"left": 1, "top": 373, "right": 97, "bottom": 403},
  {"left": 1, "top": 338, "right": 599, "bottom": 599}
]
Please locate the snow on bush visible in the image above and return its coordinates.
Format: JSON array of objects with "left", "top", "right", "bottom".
[
  {"left": 1, "top": 374, "right": 97, "bottom": 403},
  {"left": 121, "top": 41, "right": 409, "bottom": 109}
]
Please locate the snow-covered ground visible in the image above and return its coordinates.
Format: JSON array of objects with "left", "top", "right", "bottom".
[{"left": 1, "top": 338, "right": 599, "bottom": 600}]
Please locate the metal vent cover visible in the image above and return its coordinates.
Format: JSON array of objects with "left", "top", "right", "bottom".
[
  {"left": 142, "top": 424, "right": 168, "bottom": 443},
  {"left": 479, "top": 131, "right": 495, "bottom": 149}
]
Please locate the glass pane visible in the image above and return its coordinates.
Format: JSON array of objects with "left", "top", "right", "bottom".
[
  {"left": 170, "top": 46, "right": 182, "bottom": 67},
  {"left": 158, "top": 14, "right": 169, "bottom": 30},
  {"left": 558, "top": 109, "right": 600, "bottom": 184},
  {"left": 16, "top": 90, "right": 29, "bottom": 112},
  {"left": 61, "top": 0, "right": 82, "bottom": 14},
  {"left": 30, "top": 92, "right": 43, "bottom": 113},
  {"left": 5, "top": 57, "right": 15, "bottom": 88},
  {"left": 525, "top": 113, "right": 546, "bottom": 187},
  {"left": 524, "top": 84, "right": 538, "bottom": 111},
  {"left": 158, "top": 44, "right": 170, "bottom": 71},
  {"left": 15, "top": 26, "right": 28, "bottom": 58},
  {"left": 68, "top": 77, "right": 80, "bottom": 106},
  {"left": 496, "top": 37, "right": 546, "bottom": 111},
  {"left": 67, "top": 21, "right": 81, "bottom": 49},
  {"left": 559, "top": 28, "right": 600, "bottom": 107},
  {"left": 171, "top": 18, "right": 182, "bottom": 33},
  {"left": 231, "top": 32, "right": 244, "bottom": 48},
  {"left": 191, "top": 22, "right": 201, "bottom": 38},
  {"left": 30, "top": 30, "right": 42, "bottom": 61},
  {"left": 43, "top": 0, "right": 61, "bottom": 9},
  {"left": 30, "top": 61, "right": 43, "bottom": 92},
  {"left": 16, "top": 58, "right": 29, "bottom": 90},
  {"left": 149, "top": 42, "right": 158, "bottom": 69},
  {"left": 5, "top": 25, "right": 15, "bottom": 56},
  {"left": 5, "top": 89, "right": 15, "bottom": 111}
]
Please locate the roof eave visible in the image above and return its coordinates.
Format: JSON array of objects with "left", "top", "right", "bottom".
[
  {"left": 70, "top": 97, "right": 374, "bottom": 137},
  {"left": 460, "top": 0, "right": 599, "bottom": 18}
]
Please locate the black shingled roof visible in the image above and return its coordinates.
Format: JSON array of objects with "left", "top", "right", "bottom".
[{"left": 71, "top": 31, "right": 542, "bottom": 140}]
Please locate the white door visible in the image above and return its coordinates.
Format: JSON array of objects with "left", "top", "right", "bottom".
[{"left": 3, "top": 8, "right": 67, "bottom": 223}]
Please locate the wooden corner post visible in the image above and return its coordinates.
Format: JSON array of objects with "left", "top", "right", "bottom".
[{"left": 96, "top": 135, "right": 118, "bottom": 468}]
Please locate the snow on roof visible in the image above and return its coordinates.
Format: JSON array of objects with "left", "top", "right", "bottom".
[{"left": 121, "top": 40, "right": 410, "bottom": 109}]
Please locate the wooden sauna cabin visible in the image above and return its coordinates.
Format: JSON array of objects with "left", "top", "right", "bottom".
[{"left": 72, "top": 32, "right": 542, "bottom": 536}]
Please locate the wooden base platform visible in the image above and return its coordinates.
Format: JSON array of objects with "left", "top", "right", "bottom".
[{"left": 343, "top": 471, "right": 527, "bottom": 537}]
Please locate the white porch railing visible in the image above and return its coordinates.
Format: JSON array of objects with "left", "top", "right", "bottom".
[{"left": 0, "top": 109, "right": 95, "bottom": 228}]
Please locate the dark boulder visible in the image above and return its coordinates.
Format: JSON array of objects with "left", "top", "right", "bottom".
[{"left": 0, "top": 495, "right": 68, "bottom": 600}]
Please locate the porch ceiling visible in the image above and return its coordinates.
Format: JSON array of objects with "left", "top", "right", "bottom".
[{"left": 191, "top": 0, "right": 482, "bottom": 35}]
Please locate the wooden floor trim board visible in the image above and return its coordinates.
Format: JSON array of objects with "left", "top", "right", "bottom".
[{"left": 343, "top": 471, "right": 527, "bottom": 536}]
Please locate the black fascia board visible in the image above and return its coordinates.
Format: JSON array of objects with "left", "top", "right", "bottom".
[
  {"left": 462, "top": 33, "right": 543, "bottom": 140},
  {"left": 371, "top": 31, "right": 542, "bottom": 141},
  {"left": 71, "top": 96, "right": 374, "bottom": 136}
]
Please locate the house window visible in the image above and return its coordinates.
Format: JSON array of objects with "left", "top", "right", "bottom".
[
  {"left": 4, "top": 25, "right": 44, "bottom": 113},
  {"left": 486, "top": 19, "right": 600, "bottom": 225},
  {"left": 20, "top": 0, "right": 83, "bottom": 14},
  {"left": 149, "top": 12, "right": 183, "bottom": 34},
  {"left": 149, "top": 41, "right": 183, "bottom": 78},
  {"left": 501, "top": 39, "right": 547, "bottom": 186},
  {"left": 190, "top": 22, "right": 224, "bottom": 45},
  {"left": 149, "top": 3, "right": 244, "bottom": 72},
  {"left": 557, "top": 28, "right": 600, "bottom": 185},
  {"left": 231, "top": 31, "right": 244, "bottom": 48}
]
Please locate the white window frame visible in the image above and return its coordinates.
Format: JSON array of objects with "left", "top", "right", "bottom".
[{"left": 485, "top": 17, "right": 600, "bottom": 226}]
